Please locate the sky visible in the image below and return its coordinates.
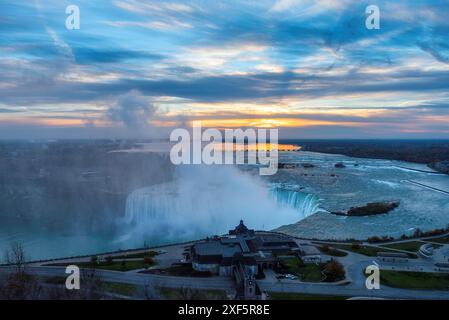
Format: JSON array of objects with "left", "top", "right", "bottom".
[{"left": 1, "top": 0, "right": 449, "bottom": 139}]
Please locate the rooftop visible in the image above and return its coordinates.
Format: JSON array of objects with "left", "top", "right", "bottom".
[{"left": 194, "top": 240, "right": 242, "bottom": 258}]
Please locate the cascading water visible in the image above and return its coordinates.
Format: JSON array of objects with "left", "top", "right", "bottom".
[
  {"left": 270, "top": 183, "right": 321, "bottom": 218},
  {"left": 121, "top": 166, "right": 321, "bottom": 244},
  {"left": 124, "top": 183, "right": 186, "bottom": 225}
]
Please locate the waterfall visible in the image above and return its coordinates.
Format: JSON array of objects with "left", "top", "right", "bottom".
[
  {"left": 124, "top": 183, "right": 182, "bottom": 225},
  {"left": 121, "top": 166, "right": 321, "bottom": 242},
  {"left": 270, "top": 184, "right": 321, "bottom": 218}
]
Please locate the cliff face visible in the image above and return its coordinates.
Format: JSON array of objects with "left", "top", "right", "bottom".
[{"left": 0, "top": 141, "right": 174, "bottom": 230}]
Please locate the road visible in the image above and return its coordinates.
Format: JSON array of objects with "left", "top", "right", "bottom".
[
  {"left": 3, "top": 257, "right": 449, "bottom": 300},
  {"left": 258, "top": 258, "right": 449, "bottom": 300},
  {"left": 0, "top": 266, "right": 236, "bottom": 292},
  {"left": 3, "top": 234, "right": 449, "bottom": 300}
]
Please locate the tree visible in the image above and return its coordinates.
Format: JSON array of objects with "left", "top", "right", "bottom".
[
  {"left": 4, "top": 241, "right": 27, "bottom": 275},
  {"left": 1, "top": 242, "right": 42, "bottom": 300},
  {"left": 323, "top": 259, "right": 346, "bottom": 282},
  {"left": 78, "top": 268, "right": 106, "bottom": 300},
  {"left": 143, "top": 256, "right": 153, "bottom": 269},
  {"left": 90, "top": 255, "right": 98, "bottom": 265},
  {"left": 143, "top": 279, "right": 161, "bottom": 300},
  {"left": 413, "top": 228, "right": 423, "bottom": 238}
]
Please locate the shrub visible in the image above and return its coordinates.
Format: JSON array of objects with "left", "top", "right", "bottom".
[
  {"left": 323, "top": 259, "right": 345, "bottom": 282},
  {"left": 90, "top": 256, "right": 98, "bottom": 265},
  {"left": 143, "top": 256, "right": 154, "bottom": 269},
  {"left": 413, "top": 228, "right": 423, "bottom": 238}
]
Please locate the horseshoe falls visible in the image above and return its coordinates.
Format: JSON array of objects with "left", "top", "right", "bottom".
[
  {"left": 123, "top": 178, "right": 321, "bottom": 243},
  {"left": 270, "top": 186, "right": 321, "bottom": 218}
]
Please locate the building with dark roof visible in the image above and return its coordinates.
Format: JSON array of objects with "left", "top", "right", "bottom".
[
  {"left": 189, "top": 220, "right": 298, "bottom": 277},
  {"left": 229, "top": 219, "right": 255, "bottom": 236},
  {"left": 187, "top": 220, "right": 326, "bottom": 299}
]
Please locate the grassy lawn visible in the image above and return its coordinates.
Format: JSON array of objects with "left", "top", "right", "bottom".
[
  {"left": 374, "top": 270, "right": 449, "bottom": 290},
  {"left": 330, "top": 243, "right": 417, "bottom": 258},
  {"left": 78, "top": 260, "right": 147, "bottom": 271},
  {"left": 159, "top": 287, "right": 227, "bottom": 300},
  {"left": 108, "top": 250, "right": 158, "bottom": 260},
  {"left": 143, "top": 263, "right": 212, "bottom": 277},
  {"left": 46, "top": 260, "right": 149, "bottom": 271},
  {"left": 104, "top": 282, "right": 138, "bottom": 296},
  {"left": 280, "top": 257, "right": 324, "bottom": 282},
  {"left": 269, "top": 292, "right": 349, "bottom": 300},
  {"left": 381, "top": 241, "right": 426, "bottom": 252},
  {"left": 426, "top": 235, "right": 449, "bottom": 244},
  {"left": 41, "top": 276, "right": 138, "bottom": 296},
  {"left": 318, "top": 245, "right": 348, "bottom": 257}
]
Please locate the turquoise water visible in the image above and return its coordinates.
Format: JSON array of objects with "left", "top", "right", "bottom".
[{"left": 275, "top": 151, "right": 449, "bottom": 240}]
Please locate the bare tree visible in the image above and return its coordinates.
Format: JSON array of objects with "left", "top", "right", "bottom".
[
  {"left": 143, "top": 279, "right": 161, "bottom": 300},
  {"left": 175, "top": 286, "right": 202, "bottom": 300},
  {"left": 78, "top": 268, "right": 106, "bottom": 300},
  {"left": 1, "top": 242, "right": 42, "bottom": 300},
  {"left": 4, "top": 241, "right": 27, "bottom": 275}
]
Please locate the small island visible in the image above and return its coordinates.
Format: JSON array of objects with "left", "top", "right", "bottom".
[
  {"left": 301, "top": 163, "right": 316, "bottom": 168},
  {"left": 331, "top": 201, "right": 399, "bottom": 217},
  {"left": 334, "top": 162, "right": 346, "bottom": 168}
]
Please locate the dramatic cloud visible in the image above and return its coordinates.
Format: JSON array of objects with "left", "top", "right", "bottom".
[{"left": 1, "top": 0, "right": 449, "bottom": 138}]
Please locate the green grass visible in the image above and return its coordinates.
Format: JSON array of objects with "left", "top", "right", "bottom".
[
  {"left": 46, "top": 260, "right": 149, "bottom": 271},
  {"left": 79, "top": 260, "right": 147, "bottom": 271},
  {"left": 108, "top": 251, "right": 158, "bottom": 260},
  {"left": 330, "top": 243, "right": 417, "bottom": 258},
  {"left": 318, "top": 245, "right": 348, "bottom": 257},
  {"left": 104, "top": 282, "right": 138, "bottom": 296},
  {"left": 381, "top": 241, "right": 426, "bottom": 252},
  {"left": 280, "top": 258, "right": 324, "bottom": 282},
  {"left": 269, "top": 292, "right": 349, "bottom": 300},
  {"left": 426, "top": 235, "right": 449, "bottom": 244},
  {"left": 143, "top": 263, "right": 212, "bottom": 277},
  {"left": 375, "top": 270, "right": 449, "bottom": 290},
  {"left": 159, "top": 287, "right": 227, "bottom": 300},
  {"left": 41, "top": 276, "right": 138, "bottom": 296}
]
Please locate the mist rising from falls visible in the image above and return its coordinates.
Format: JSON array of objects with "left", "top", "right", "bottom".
[{"left": 121, "top": 165, "right": 320, "bottom": 244}]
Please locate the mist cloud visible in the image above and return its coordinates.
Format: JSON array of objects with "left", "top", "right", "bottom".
[{"left": 108, "top": 90, "right": 157, "bottom": 129}]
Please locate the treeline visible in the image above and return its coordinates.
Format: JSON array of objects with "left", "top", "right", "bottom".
[{"left": 285, "top": 140, "right": 449, "bottom": 170}]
